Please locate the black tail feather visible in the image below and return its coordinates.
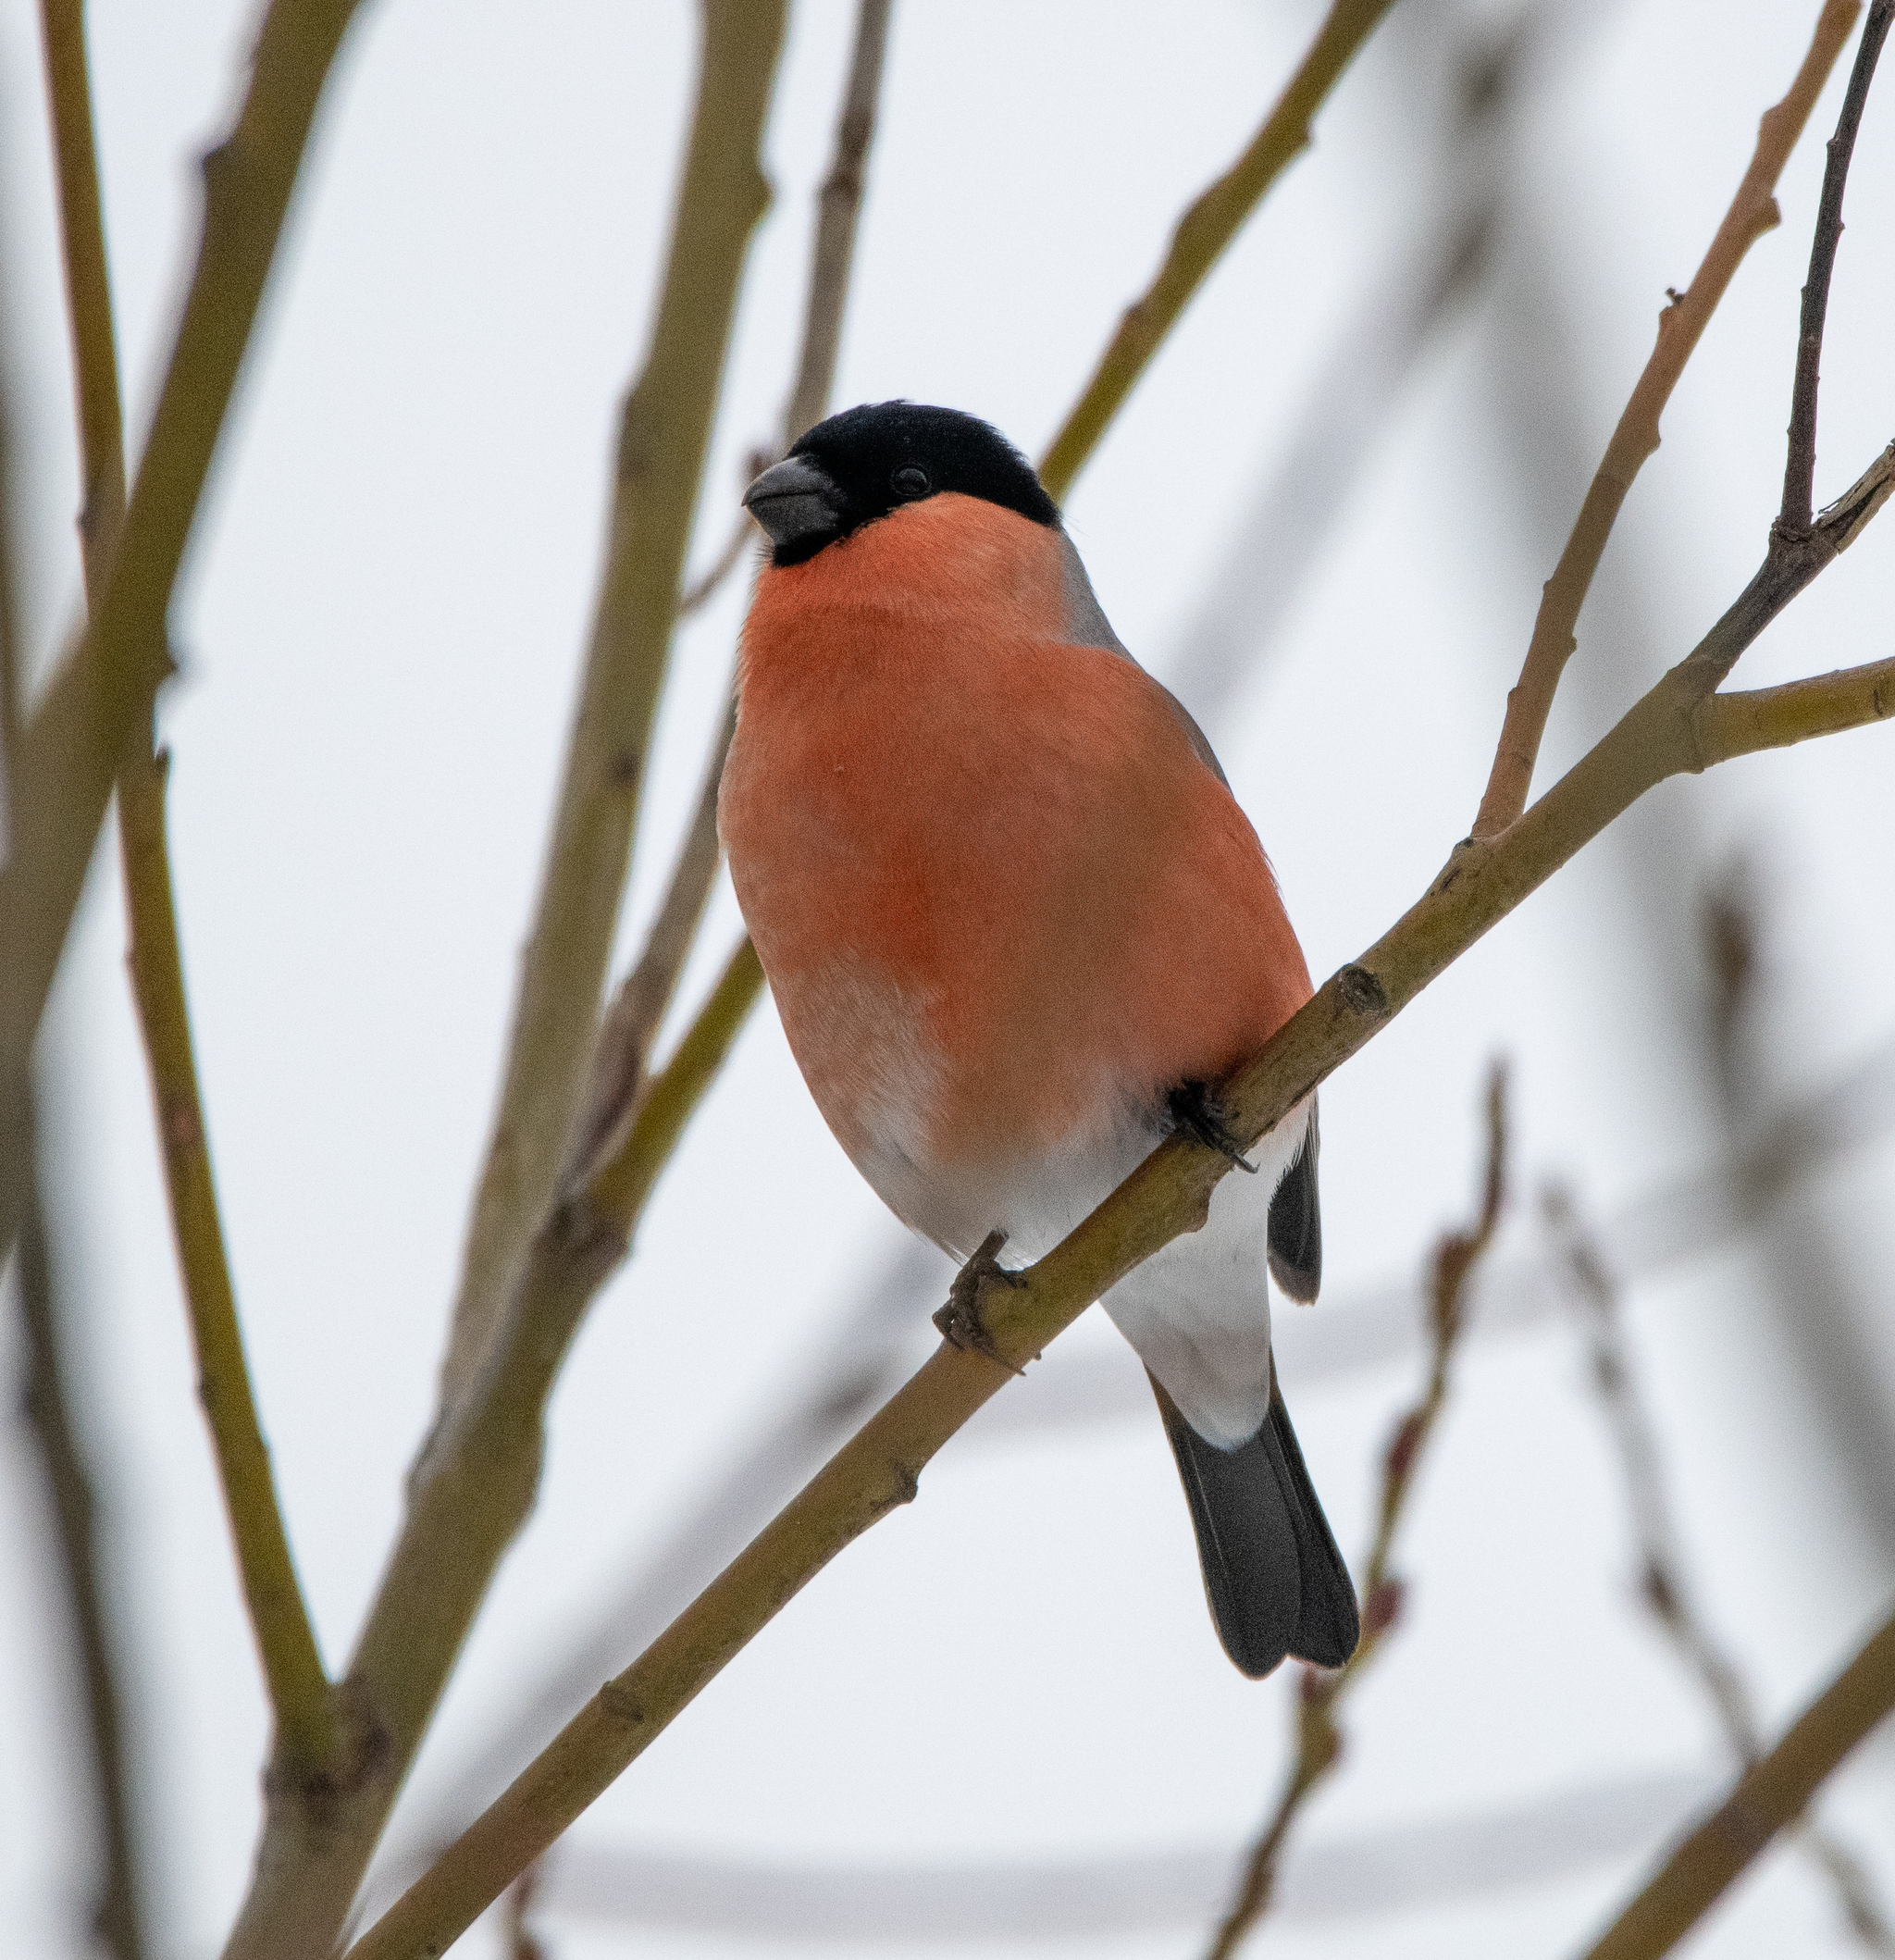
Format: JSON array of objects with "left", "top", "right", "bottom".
[{"left": 1152, "top": 1373, "right": 1359, "bottom": 1678}]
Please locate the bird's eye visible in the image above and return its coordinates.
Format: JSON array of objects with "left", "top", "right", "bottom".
[{"left": 891, "top": 465, "right": 931, "bottom": 500}]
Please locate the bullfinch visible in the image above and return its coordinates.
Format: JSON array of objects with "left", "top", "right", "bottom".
[{"left": 719, "top": 402, "right": 1358, "bottom": 1679}]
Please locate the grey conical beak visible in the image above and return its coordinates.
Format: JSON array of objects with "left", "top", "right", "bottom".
[{"left": 743, "top": 454, "right": 843, "bottom": 553}]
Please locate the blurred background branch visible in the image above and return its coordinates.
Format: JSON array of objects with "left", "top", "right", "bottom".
[
  {"left": 1577, "top": 1604, "right": 1895, "bottom": 1960},
  {"left": 1545, "top": 1180, "right": 1893, "bottom": 1953},
  {"left": 1208, "top": 1065, "right": 1508, "bottom": 1959}
]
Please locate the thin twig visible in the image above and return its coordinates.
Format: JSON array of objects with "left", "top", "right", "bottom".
[
  {"left": 39, "top": 0, "right": 340, "bottom": 1771},
  {"left": 12, "top": 1092, "right": 148, "bottom": 1960},
  {"left": 1205, "top": 1066, "right": 1508, "bottom": 1960},
  {"left": 572, "top": 0, "right": 893, "bottom": 1189},
  {"left": 1576, "top": 1606, "right": 1895, "bottom": 1960},
  {"left": 500, "top": 1862, "right": 547, "bottom": 1960},
  {"left": 0, "top": 0, "right": 371, "bottom": 1268},
  {"left": 782, "top": 0, "right": 892, "bottom": 446},
  {"left": 1471, "top": 0, "right": 1861, "bottom": 838},
  {"left": 1038, "top": 0, "right": 1403, "bottom": 501},
  {"left": 1545, "top": 1187, "right": 1895, "bottom": 1953},
  {"left": 118, "top": 759, "right": 340, "bottom": 1765},
  {"left": 0, "top": 156, "right": 146, "bottom": 1960},
  {"left": 343, "top": 410, "right": 1895, "bottom": 1959},
  {"left": 1782, "top": 0, "right": 1894, "bottom": 532}
]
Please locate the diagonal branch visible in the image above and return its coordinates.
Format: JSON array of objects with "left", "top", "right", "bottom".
[
  {"left": 39, "top": 0, "right": 338, "bottom": 1771},
  {"left": 217, "top": 17, "right": 792, "bottom": 1957},
  {"left": 0, "top": 0, "right": 371, "bottom": 1263},
  {"left": 433, "top": 1, "right": 790, "bottom": 1415},
  {"left": 1545, "top": 1185, "right": 1894, "bottom": 1954},
  {"left": 1782, "top": 0, "right": 1893, "bottom": 532},
  {"left": 1575, "top": 1606, "right": 1895, "bottom": 1960},
  {"left": 1205, "top": 1066, "right": 1507, "bottom": 1960},
  {"left": 1037, "top": 0, "right": 1404, "bottom": 501},
  {"left": 344, "top": 403, "right": 1895, "bottom": 1956},
  {"left": 1471, "top": 0, "right": 1860, "bottom": 837}
]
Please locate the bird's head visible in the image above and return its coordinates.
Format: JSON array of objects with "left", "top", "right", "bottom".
[{"left": 742, "top": 401, "right": 1059, "bottom": 566}]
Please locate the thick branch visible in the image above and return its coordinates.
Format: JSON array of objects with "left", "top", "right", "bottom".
[
  {"left": 346, "top": 467, "right": 1895, "bottom": 1954},
  {"left": 1471, "top": 0, "right": 1859, "bottom": 837},
  {"left": 1576, "top": 1606, "right": 1895, "bottom": 1960},
  {"left": 0, "top": 0, "right": 370, "bottom": 1258},
  {"left": 435, "top": 0, "right": 788, "bottom": 1413},
  {"left": 1036, "top": 0, "right": 1402, "bottom": 502},
  {"left": 1782, "top": 0, "right": 1893, "bottom": 531}
]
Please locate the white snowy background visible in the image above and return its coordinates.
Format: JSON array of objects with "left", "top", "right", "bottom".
[{"left": 1, "top": 1, "right": 1891, "bottom": 1956}]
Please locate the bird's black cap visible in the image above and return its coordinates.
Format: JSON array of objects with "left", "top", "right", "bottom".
[{"left": 744, "top": 401, "right": 1059, "bottom": 565}]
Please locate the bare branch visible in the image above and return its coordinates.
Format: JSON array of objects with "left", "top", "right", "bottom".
[
  {"left": 1575, "top": 1606, "right": 1895, "bottom": 1960},
  {"left": 38, "top": 0, "right": 340, "bottom": 1771},
  {"left": 344, "top": 435, "right": 1895, "bottom": 1954},
  {"left": 12, "top": 1091, "right": 148, "bottom": 1960},
  {"left": 1205, "top": 1067, "right": 1507, "bottom": 1960},
  {"left": 572, "top": 0, "right": 894, "bottom": 1188},
  {"left": 1546, "top": 1186, "right": 1894, "bottom": 1953},
  {"left": 1, "top": 218, "right": 145, "bottom": 1955},
  {"left": 1471, "top": 0, "right": 1860, "bottom": 838},
  {"left": 434, "top": 1, "right": 786, "bottom": 1411},
  {"left": 217, "top": 12, "right": 793, "bottom": 1957},
  {"left": 782, "top": 0, "right": 892, "bottom": 446},
  {"left": 1037, "top": 0, "right": 1404, "bottom": 502},
  {"left": 0, "top": 0, "right": 371, "bottom": 1261},
  {"left": 1782, "top": 0, "right": 1893, "bottom": 531},
  {"left": 118, "top": 758, "right": 340, "bottom": 1763}
]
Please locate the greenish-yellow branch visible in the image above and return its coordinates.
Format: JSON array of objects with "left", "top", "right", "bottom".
[
  {"left": 1037, "top": 0, "right": 1402, "bottom": 502},
  {"left": 0, "top": 0, "right": 370, "bottom": 1266},
  {"left": 40, "top": 0, "right": 341, "bottom": 1776},
  {"left": 1575, "top": 1605, "right": 1895, "bottom": 1960}
]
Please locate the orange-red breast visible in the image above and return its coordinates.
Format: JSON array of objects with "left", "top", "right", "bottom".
[{"left": 719, "top": 402, "right": 1357, "bottom": 1677}]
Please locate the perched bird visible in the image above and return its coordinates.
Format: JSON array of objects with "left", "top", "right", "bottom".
[{"left": 719, "top": 402, "right": 1357, "bottom": 1678}]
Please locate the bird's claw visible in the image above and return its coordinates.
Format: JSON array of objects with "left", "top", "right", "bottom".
[
  {"left": 1167, "top": 1080, "right": 1258, "bottom": 1172},
  {"left": 934, "top": 1228, "right": 1029, "bottom": 1374}
]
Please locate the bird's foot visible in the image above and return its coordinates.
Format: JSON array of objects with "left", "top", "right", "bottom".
[
  {"left": 934, "top": 1229, "right": 1029, "bottom": 1374},
  {"left": 1167, "top": 1080, "right": 1258, "bottom": 1172}
]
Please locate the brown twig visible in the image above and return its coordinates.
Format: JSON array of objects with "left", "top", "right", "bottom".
[
  {"left": 784, "top": 0, "right": 892, "bottom": 446},
  {"left": 1782, "top": 0, "right": 1894, "bottom": 532},
  {"left": 1038, "top": 0, "right": 1403, "bottom": 501},
  {"left": 1545, "top": 1186, "right": 1894, "bottom": 1954},
  {"left": 500, "top": 1861, "right": 547, "bottom": 1960},
  {"left": 0, "top": 0, "right": 371, "bottom": 1268},
  {"left": 0, "top": 186, "right": 146, "bottom": 1960},
  {"left": 1576, "top": 1606, "right": 1895, "bottom": 1960},
  {"left": 1471, "top": 0, "right": 1861, "bottom": 838},
  {"left": 12, "top": 1090, "right": 148, "bottom": 1960},
  {"left": 1205, "top": 1066, "right": 1507, "bottom": 1960},
  {"left": 38, "top": 0, "right": 341, "bottom": 1772}
]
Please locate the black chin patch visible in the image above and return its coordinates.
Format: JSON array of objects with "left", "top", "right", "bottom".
[{"left": 762, "top": 402, "right": 1059, "bottom": 564}]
